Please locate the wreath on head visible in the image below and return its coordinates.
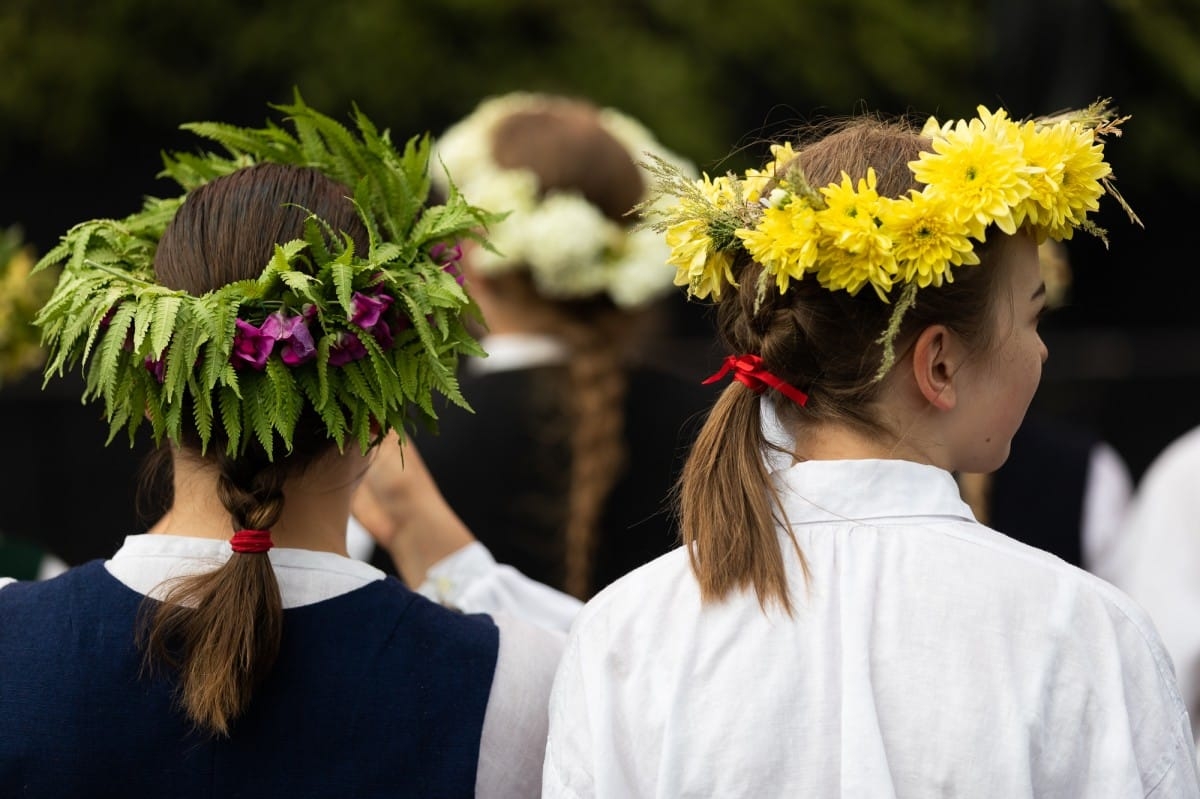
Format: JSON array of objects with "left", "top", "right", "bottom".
[
  {"left": 432, "top": 92, "right": 697, "bottom": 309},
  {"left": 34, "top": 92, "right": 500, "bottom": 458},
  {"left": 641, "top": 99, "right": 1140, "bottom": 377}
]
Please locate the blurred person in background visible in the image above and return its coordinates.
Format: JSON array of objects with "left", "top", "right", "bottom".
[
  {"left": 0, "top": 225, "right": 69, "bottom": 581},
  {"left": 1108, "top": 425, "right": 1200, "bottom": 751},
  {"left": 361, "top": 92, "right": 717, "bottom": 600}
]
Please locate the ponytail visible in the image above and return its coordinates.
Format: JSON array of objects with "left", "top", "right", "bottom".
[
  {"left": 678, "top": 385, "right": 806, "bottom": 614},
  {"left": 140, "top": 451, "right": 286, "bottom": 737}
]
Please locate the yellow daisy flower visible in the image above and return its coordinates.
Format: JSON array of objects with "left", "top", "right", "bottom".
[
  {"left": 665, "top": 218, "right": 735, "bottom": 300},
  {"left": 814, "top": 168, "right": 897, "bottom": 297},
  {"left": 697, "top": 173, "right": 742, "bottom": 210},
  {"left": 743, "top": 142, "right": 800, "bottom": 203},
  {"left": 736, "top": 200, "right": 820, "bottom": 293},
  {"left": 768, "top": 141, "right": 799, "bottom": 174},
  {"left": 1013, "top": 119, "right": 1070, "bottom": 230},
  {"left": 816, "top": 169, "right": 891, "bottom": 254},
  {"left": 1041, "top": 125, "right": 1111, "bottom": 241},
  {"left": 882, "top": 190, "right": 980, "bottom": 288},
  {"left": 911, "top": 109, "right": 1031, "bottom": 238},
  {"left": 813, "top": 245, "right": 896, "bottom": 300}
]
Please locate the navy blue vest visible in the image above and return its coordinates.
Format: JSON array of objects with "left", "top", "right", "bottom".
[{"left": 0, "top": 561, "right": 499, "bottom": 798}]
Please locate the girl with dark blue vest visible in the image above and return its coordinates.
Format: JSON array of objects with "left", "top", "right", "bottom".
[{"left": 0, "top": 99, "right": 561, "bottom": 798}]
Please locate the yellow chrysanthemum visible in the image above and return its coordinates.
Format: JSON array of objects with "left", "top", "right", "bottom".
[
  {"left": 696, "top": 172, "right": 742, "bottom": 210},
  {"left": 743, "top": 142, "right": 801, "bottom": 203},
  {"left": 816, "top": 169, "right": 891, "bottom": 253},
  {"left": 665, "top": 218, "right": 735, "bottom": 300},
  {"left": 814, "top": 168, "right": 897, "bottom": 297},
  {"left": 882, "top": 190, "right": 980, "bottom": 288},
  {"left": 1013, "top": 119, "right": 1070, "bottom": 230},
  {"left": 736, "top": 199, "right": 820, "bottom": 293},
  {"left": 1039, "top": 124, "right": 1111, "bottom": 241},
  {"left": 911, "top": 108, "right": 1031, "bottom": 238},
  {"left": 813, "top": 245, "right": 895, "bottom": 300}
]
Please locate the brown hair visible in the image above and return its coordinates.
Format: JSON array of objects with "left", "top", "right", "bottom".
[
  {"left": 679, "top": 118, "right": 1008, "bottom": 614},
  {"left": 488, "top": 98, "right": 648, "bottom": 598},
  {"left": 141, "top": 162, "right": 368, "bottom": 736}
]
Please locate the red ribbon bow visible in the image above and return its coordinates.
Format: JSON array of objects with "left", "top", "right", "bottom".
[
  {"left": 230, "top": 528, "right": 273, "bottom": 554},
  {"left": 702, "top": 354, "right": 809, "bottom": 407}
]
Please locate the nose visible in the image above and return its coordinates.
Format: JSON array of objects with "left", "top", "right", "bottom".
[{"left": 1038, "top": 335, "right": 1049, "bottom": 365}]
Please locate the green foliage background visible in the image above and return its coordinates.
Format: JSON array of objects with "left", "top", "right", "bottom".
[
  {"left": 0, "top": 0, "right": 1189, "bottom": 167},
  {"left": 0, "top": 0, "right": 1198, "bottom": 561}
]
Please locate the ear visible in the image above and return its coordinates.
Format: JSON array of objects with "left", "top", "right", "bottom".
[{"left": 910, "top": 324, "right": 967, "bottom": 411}]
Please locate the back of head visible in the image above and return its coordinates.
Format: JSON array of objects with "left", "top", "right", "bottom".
[
  {"left": 490, "top": 99, "right": 645, "bottom": 225},
  {"left": 720, "top": 120, "right": 999, "bottom": 440},
  {"left": 650, "top": 103, "right": 1135, "bottom": 614},
  {"left": 142, "top": 162, "right": 371, "bottom": 737},
  {"left": 156, "top": 162, "right": 368, "bottom": 295},
  {"left": 434, "top": 91, "right": 695, "bottom": 312}
]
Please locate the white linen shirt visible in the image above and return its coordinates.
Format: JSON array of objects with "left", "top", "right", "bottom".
[{"left": 543, "top": 456, "right": 1200, "bottom": 798}]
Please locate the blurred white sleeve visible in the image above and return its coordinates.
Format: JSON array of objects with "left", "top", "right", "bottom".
[
  {"left": 418, "top": 542, "right": 582, "bottom": 634},
  {"left": 1080, "top": 441, "right": 1134, "bottom": 582},
  {"left": 1107, "top": 426, "right": 1200, "bottom": 743},
  {"left": 345, "top": 515, "right": 377, "bottom": 563}
]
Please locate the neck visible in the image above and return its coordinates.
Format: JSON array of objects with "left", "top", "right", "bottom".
[
  {"left": 789, "top": 406, "right": 953, "bottom": 471},
  {"left": 151, "top": 446, "right": 368, "bottom": 555}
]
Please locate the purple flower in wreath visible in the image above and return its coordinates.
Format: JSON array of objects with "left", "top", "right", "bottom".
[
  {"left": 231, "top": 318, "right": 274, "bottom": 371},
  {"left": 99, "top": 304, "right": 138, "bottom": 350},
  {"left": 369, "top": 320, "right": 394, "bottom": 350},
  {"left": 144, "top": 355, "right": 167, "bottom": 383},
  {"left": 430, "top": 241, "right": 465, "bottom": 286},
  {"left": 261, "top": 310, "right": 316, "bottom": 366},
  {"left": 348, "top": 290, "right": 394, "bottom": 330},
  {"left": 328, "top": 331, "right": 368, "bottom": 367}
]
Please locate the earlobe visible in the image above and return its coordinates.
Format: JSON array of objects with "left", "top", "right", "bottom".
[{"left": 911, "top": 325, "right": 960, "bottom": 411}]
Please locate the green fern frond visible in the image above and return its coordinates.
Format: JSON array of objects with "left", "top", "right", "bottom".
[
  {"left": 218, "top": 385, "right": 242, "bottom": 455},
  {"left": 190, "top": 375, "right": 214, "bottom": 451},
  {"left": 36, "top": 97, "right": 491, "bottom": 459}
]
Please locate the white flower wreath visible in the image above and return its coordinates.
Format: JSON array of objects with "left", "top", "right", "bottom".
[{"left": 433, "top": 93, "right": 697, "bottom": 309}]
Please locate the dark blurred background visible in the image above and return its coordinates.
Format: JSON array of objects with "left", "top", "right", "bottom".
[{"left": 1, "top": 0, "right": 1198, "bottom": 564}]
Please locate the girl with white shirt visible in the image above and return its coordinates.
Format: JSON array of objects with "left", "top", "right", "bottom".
[
  {"left": 542, "top": 107, "right": 1200, "bottom": 796},
  {"left": 0, "top": 99, "right": 559, "bottom": 798}
]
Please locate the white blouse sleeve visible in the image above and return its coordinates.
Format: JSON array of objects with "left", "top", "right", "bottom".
[
  {"left": 1108, "top": 427, "right": 1200, "bottom": 744},
  {"left": 1080, "top": 441, "right": 1134, "bottom": 582},
  {"left": 417, "top": 542, "right": 582, "bottom": 634},
  {"left": 476, "top": 612, "right": 565, "bottom": 798}
]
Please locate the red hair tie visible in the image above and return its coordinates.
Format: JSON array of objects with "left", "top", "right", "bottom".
[
  {"left": 230, "top": 529, "right": 273, "bottom": 554},
  {"left": 703, "top": 354, "right": 809, "bottom": 407}
]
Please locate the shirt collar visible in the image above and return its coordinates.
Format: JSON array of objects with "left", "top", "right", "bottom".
[
  {"left": 106, "top": 534, "right": 386, "bottom": 608},
  {"left": 469, "top": 333, "right": 568, "bottom": 375},
  {"left": 760, "top": 397, "right": 976, "bottom": 525}
]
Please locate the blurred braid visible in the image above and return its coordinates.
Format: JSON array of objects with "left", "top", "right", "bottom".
[{"left": 558, "top": 311, "right": 630, "bottom": 598}]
